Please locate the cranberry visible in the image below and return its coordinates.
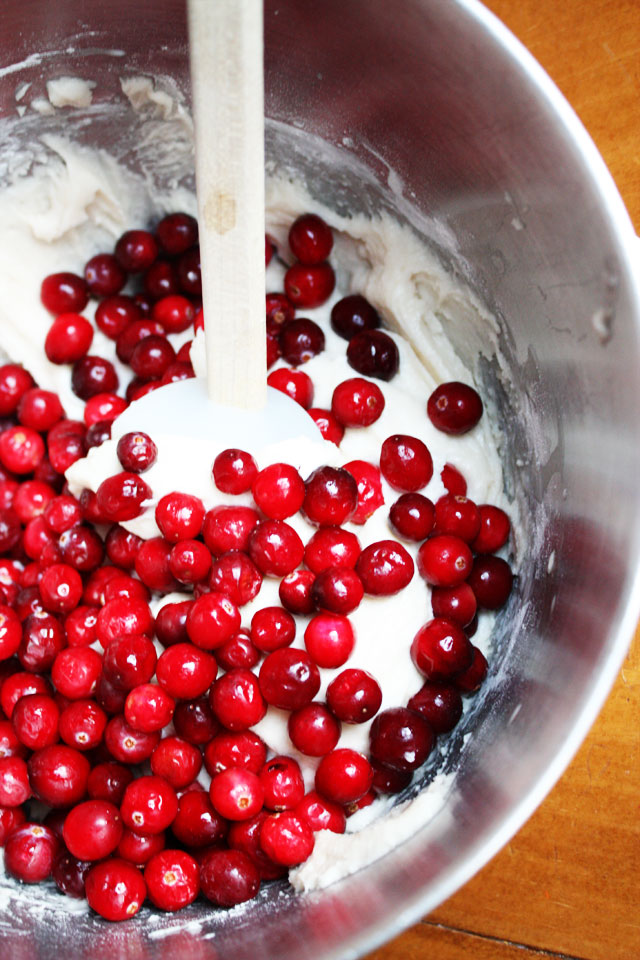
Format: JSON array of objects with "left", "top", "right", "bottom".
[
  {"left": 52, "top": 850, "right": 92, "bottom": 898},
  {"left": 326, "top": 668, "right": 383, "bottom": 724},
  {"left": 208, "top": 550, "right": 263, "bottom": 606},
  {"left": 5, "top": 822, "right": 59, "bottom": 883},
  {"left": 151, "top": 736, "right": 202, "bottom": 790},
  {"left": 130, "top": 334, "right": 175, "bottom": 380},
  {"left": 171, "top": 790, "right": 228, "bottom": 848},
  {"left": 95, "top": 674, "right": 127, "bottom": 715},
  {"left": 85, "top": 858, "right": 147, "bottom": 920},
  {"left": 433, "top": 494, "right": 480, "bottom": 543},
  {"left": 266, "top": 329, "right": 281, "bottom": 368},
  {"left": 260, "top": 756, "right": 305, "bottom": 811},
  {"left": 114, "top": 434, "right": 157, "bottom": 478},
  {"left": 144, "top": 849, "right": 200, "bottom": 911},
  {"left": 266, "top": 292, "right": 295, "bottom": 327},
  {"left": 408, "top": 681, "right": 463, "bottom": 733},
  {"left": 71, "top": 355, "right": 118, "bottom": 400},
  {"left": 12, "top": 693, "right": 60, "bottom": 750},
  {"left": 152, "top": 294, "right": 195, "bottom": 333},
  {"left": 210, "top": 669, "right": 267, "bottom": 730},
  {"left": 41, "top": 272, "right": 88, "bottom": 314},
  {"left": 102, "top": 634, "right": 156, "bottom": 690},
  {"left": 144, "top": 259, "right": 180, "bottom": 299},
  {"left": 260, "top": 810, "right": 315, "bottom": 866},
  {"left": 369, "top": 706, "right": 434, "bottom": 772},
  {"left": 411, "top": 618, "right": 473, "bottom": 680},
  {"left": 259, "top": 648, "right": 320, "bottom": 711},
  {"left": 187, "top": 592, "right": 240, "bottom": 650},
  {"left": 304, "top": 528, "right": 358, "bottom": 574},
  {"left": 59, "top": 699, "right": 107, "bottom": 750},
  {"left": 248, "top": 519, "right": 304, "bottom": 577},
  {"left": 251, "top": 462, "right": 305, "bottom": 520},
  {"left": 94, "top": 296, "right": 139, "bottom": 340},
  {"left": 209, "top": 767, "right": 264, "bottom": 821},
  {"left": 0, "top": 718, "right": 27, "bottom": 759},
  {"left": 0, "top": 509, "right": 21, "bottom": 554},
  {"left": 311, "top": 566, "right": 364, "bottom": 615},
  {"left": 176, "top": 245, "right": 201, "bottom": 295},
  {"left": 45, "top": 313, "right": 94, "bottom": 365},
  {"left": 371, "top": 760, "right": 412, "bottom": 795},
  {"left": 347, "top": 329, "right": 399, "bottom": 381},
  {"left": 105, "top": 525, "right": 143, "bottom": 569},
  {"left": 156, "top": 642, "right": 217, "bottom": 700},
  {"left": 125, "top": 683, "right": 175, "bottom": 733},
  {"left": 304, "top": 612, "right": 354, "bottom": 669},
  {"left": 0, "top": 364, "right": 35, "bottom": 414},
  {"left": 431, "top": 582, "right": 477, "bottom": 627},
  {"left": 38, "top": 562, "right": 82, "bottom": 614},
  {"left": 296, "top": 790, "right": 346, "bottom": 833},
  {"left": 116, "top": 318, "right": 166, "bottom": 363},
  {"left": 28, "top": 743, "right": 90, "bottom": 807},
  {"left": 118, "top": 827, "right": 166, "bottom": 865},
  {"left": 63, "top": 605, "right": 98, "bottom": 648},
  {"left": 441, "top": 462, "right": 467, "bottom": 495},
  {"left": 97, "top": 593, "right": 153, "bottom": 644},
  {"left": 173, "top": 697, "right": 219, "bottom": 745},
  {"left": 63, "top": 799, "right": 123, "bottom": 861},
  {"left": 417, "top": 534, "right": 473, "bottom": 587},
  {"left": 156, "top": 492, "right": 205, "bottom": 542},
  {"left": 212, "top": 448, "right": 258, "bottom": 494},
  {"left": 471, "top": 504, "right": 511, "bottom": 553},
  {"left": 204, "top": 730, "right": 266, "bottom": 777},
  {"left": 250, "top": 606, "right": 296, "bottom": 653},
  {"left": 267, "top": 367, "right": 314, "bottom": 408},
  {"left": 156, "top": 212, "right": 198, "bottom": 255},
  {"left": 308, "top": 407, "right": 344, "bottom": 445},
  {"left": 0, "top": 426, "right": 45, "bottom": 474},
  {"left": 302, "top": 466, "right": 358, "bottom": 526},
  {"left": 356, "top": 540, "right": 414, "bottom": 595},
  {"left": 380, "top": 435, "right": 433, "bottom": 492},
  {"left": 0, "top": 605, "right": 22, "bottom": 659},
  {"left": 227, "top": 813, "right": 285, "bottom": 880},
  {"left": 285, "top": 262, "right": 335, "bottom": 308},
  {"left": 115, "top": 228, "right": 158, "bottom": 272},
  {"left": 121, "top": 774, "right": 178, "bottom": 834},
  {"left": 315, "top": 748, "right": 373, "bottom": 805},
  {"left": 278, "top": 569, "right": 316, "bottom": 615},
  {"left": 104, "top": 574, "right": 150, "bottom": 605},
  {"left": 216, "top": 629, "right": 261, "bottom": 671},
  {"left": 288, "top": 702, "right": 340, "bottom": 756},
  {"left": 427, "top": 381, "right": 483, "bottom": 434},
  {"left": 288, "top": 213, "right": 333, "bottom": 264},
  {"left": 0, "top": 755, "right": 31, "bottom": 805},
  {"left": 135, "top": 537, "right": 178, "bottom": 593},
  {"left": 169, "top": 539, "right": 211, "bottom": 583},
  {"left": 203, "top": 504, "right": 259, "bottom": 555},
  {"left": 17, "top": 389, "right": 63, "bottom": 432},
  {"left": 48, "top": 423, "right": 86, "bottom": 474},
  {"left": 85, "top": 420, "right": 112, "bottom": 449},
  {"left": 84, "top": 253, "right": 126, "bottom": 296},
  {"left": 1, "top": 672, "right": 52, "bottom": 719},
  {"left": 389, "top": 492, "right": 435, "bottom": 541},
  {"left": 43, "top": 495, "right": 82, "bottom": 534},
  {"left": 467, "top": 555, "right": 513, "bottom": 609},
  {"left": 331, "top": 377, "right": 385, "bottom": 427},
  {"left": 455, "top": 645, "right": 488, "bottom": 693},
  {"left": 279, "top": 317, "right": 325, "bottom": 366},
  {"left": 13, "top": 481, "right": 54, "bottom": 524},
  {"left": 19, "top": 612, "right": 65, "bottom": 672},
  {"left": 199, "top": 848, "right": 260, "bottom": 906}
]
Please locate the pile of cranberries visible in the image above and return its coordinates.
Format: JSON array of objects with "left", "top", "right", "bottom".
[{"left": 0, "top": 210, "right": 513, "bottom": 921}]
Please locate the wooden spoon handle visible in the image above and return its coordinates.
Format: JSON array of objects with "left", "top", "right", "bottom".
[{"left": 188, "top": 0, "right": 266, "bottom": 409}]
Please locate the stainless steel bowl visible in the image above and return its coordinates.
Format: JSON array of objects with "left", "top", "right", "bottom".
[{"left": 2, "top": 1, "right": 640, "bottom": 957}]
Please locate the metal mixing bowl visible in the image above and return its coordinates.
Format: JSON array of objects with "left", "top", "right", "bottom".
[{"left": 2, "top": 1, "right": 640, "bottom": 957}]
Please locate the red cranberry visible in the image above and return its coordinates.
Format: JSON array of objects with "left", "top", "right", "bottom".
[
  {"left": 278, "top": 569, "right": 316, "bottom": 615},
  {"left": 252, "top": 462, "right": 305, "bottom": 520},
  {"left": 156, "top": 642, "right": 217, "bottom": 699},
  {"left": 441, "top": 462, "right": 467, "bottom": 495},
  {"left": 260, "top": 811, "right": 314, "bottom": 866},
  {"left": 471, "top": 504, "right": 511, "bottom": 553},
  {"left": 209, "top": 767, "right": 264, "bottom": 821},
  {"left": 390, "top": 493, "right": 435, "bottom": 541},
  {"left": 135, "top": 537, "right": 178, "bottom": 593},
  {"left": 71, "top": 355, "right": 118, "bottom": 400},
  {"left": 17, "top": 388, "right": 63, "bottom": 432},
  {"left": 102, "top": 634, "right": 156, "bottom": 689},
  {"left": 41, "top": 272, "right": 88, "bottom": 314},
  {"left": 288, "top": 702, "right": 340, "bottom": 757},
  {"left": 411, "top": 618, "right": 473, "bottom": 680},
  {"left": 152, "top": 294, "right": 195, "bottom": 333},
  {"left": 284, "top": 260, "right": 335, "bottom": 308},
  {"left": 0, "top": 364, "right": 35, "bottom": 414},
  {"left": 455, "top": 645, "right": 488, "bottom": 693},
  {"left": 0, "top": 755, "right": 31, "bottom": 805},
  {"left": 369, "top": 707, "right": 434, "bottom": 772},
  {"left": 302, "top": 466, "right": 358, "bottom": 526},
  {"left": 433, "top": 494, "right": 481, "bottom": 542},
  {"left": 347, "top": 329, "right": 399, "bottom": 381},
  {"left": 116, "top": 318, "right": 166, "bottom": 363},
  {"left": 340, "top": 461, "right": 383, "bottom": 524},
  {"left": 307, "top": 407, "right": 344, "bottom": 445},
  {"left": 171, "top": 790, "right": 228, "bottom": 848},
  {"left": 266, "top": 292, "right": 295, "bottom": 327},
  {"left": 63, "top": 799, "right": 123, "bottom": 860},
  {"left": 95, "top": 595, "right": 153, "bottom": 645},
  {"left": 266, "top": 328, "right": 281, "bottom": 368},
  {"left": 199, "top": 848, "right": 260, "bottom": 906},
  {"left": 176, "top": 245, "right": 201, "bottom": 295},
  {"left": 315, "top": 748, "right": 373, "bottom": 805},
  {"left": 204, "top": 730, "right": 266, "bottom": 777},
  {"left": 59, "top": 699, "right": 107, "bottom": 750},
  {"left": 371, "top": 759, "right": 412, "bottom": 795},
  {"left": 144, "top": 259, "right": 180, "bottom": 299},
  {"left": 19, "top": 612, "right": 65, "bottom": 672},
  {"left": 260, "top": 756, "right": 304, "bottom": 812},
  {"left": 39, "top": 562, "right": 83, "bottom": 614},
  {"left": 28, "top": 743, "right": 90, "bottom": 807},
  {"left": 326, "top": 668, "right": 382, "bottom": 724},
  {"left": 121, "top": 774, "right": 178, "bottom": 833},
  {"left": 0, "top": 509, "right": 21, "bottom": 554},
  {"left": 467, "top": 555, "right": 513, "bottom": 609},
  {"left": 155, "top": 212, "right": 198, "bottom": 254},
  {"left": 118, "top": 826, "right": 166, "bottom": 866},
  {"left": 208, "top": 550, "right": 263, "bottom": 606},
  {"left": 104, "top": 574, "right": 150, "bottom": 605},
  {"left": 288, "top": 213, "right": 333, "bottom": 264},
  {"left": 248, "top": 519, "right": 304, "bottom": 577},
  {"left": 63, "top": 605, "right": 98, "bottom": 648},
  {"left": 216, "top": 629, "right": 261, "bottom": 672},
  {"left": 5, "top": 822, "right": 59, "bottom": 883},
  {"left": 408, "top": 681, "right": 463, "bottom": 733},
  {"left": 0, "top": 606, "right": 22, "bottom": 659},
  {"left": 259, "top": 648, "right": 320, "bottom": 711},
  {"left": 0, "top": 718, "right": 27, "bottom": 759},
  {"left": 44, "top": 312, "right": 93, "bottom": 364},
  {"left": 169, "top": 538, "right": 211, "bottom": 583},
  {"left": 115, "top": 228, "right": 158, "bottom": 272},
  {"left": 279, "top": 317, "right": 325, "bottom": 366},
  {"left": 212, "top": 448, "right": 258, "bottom": 494},
  {"left": 85, "top": 420, "right": 112, "bottom": 449},
  {"left": 267, "top": 367, "right": 314, "bottom": 408},
  {"left": 331, "top": 377, "right": 385, "bottom": 427},
  {"left": 12, "top": 693, "right": 59, "bottom": 750},
  {"left": 52, "top": 850, "right": 92, "bottom": 898},
  {"left": 151, "top": 736, "right": 202, "bottom": 790},
  {"left": 417, "top": 534, "right": 473, "bottom": 587},
  {"left": 296, "top": 790, "right": 346, "bottom": 833},
  {"left": 85, "top": 253, "right": 126, "bottom": 296},
  {"left": 431, "top": 582, "right": 477, "bottom": 627},
  {"left": 311, "top": 566, "right": 364, "bottom": 615},
  {"left": 13, "top": 480, "right": 55, "bottom": 523},
  {"left": 304, "top": 526, "right": 360, "bottom": 574},
  {"left": 304, "top": 612, "right": 354, "bottom": 668},
  {"left": 173, "top": 697, "right": 219, "bottom": 745},
  {"left": 210, "top": 668, "right": 267, "bottom": 731},
  {"left": 187, "top": 592, "right": 240, "bottom": 650},
  {"left": 43, "top": 494, "right": 82, "bottom": 534},
  {"left": 130, "top": 334, "right": 176, "bottom": 380},
  {"left": 250, "top": 606, "right": 296, "bottom": 653},
  {"left": 105, "top": 525, "right": 143, "bottom": 569},
  {"left": 0, "top": 426, "right": 45, "bottom": 474},
  {"left": 203, "top": 504, "right": 259, "bottom": 555},
  {"left": 427, "top": 381, "right": 483, "bottom": 434},
  {"left": 380, "top": 435, "right": 433, "bottom": 491},
  {"left": 1, "top": 672, "right": 52, "bottom": 719},
  {"left": 144, "top": 849, "right": 200, "bottom": 911},
  {"left": 48, "top": 422, "right": 87, "bottom": 474},
  {"left": 85, "top": 857, "right": 147, "bottom": 920},
  {"left": 156, "top": 492, "right": 204, "bottom": 542},
  {"left": 96, "top": 472, "right": 151, "bottom": 523},
  {"left": 94, "top": 295, "right": 139, "bottom": 339},
  {"left": 125, "top": 683, "right": 175, "bottom": 733},
  {"left": 356, "top": 540, "right": 414, "bottom": 595}
]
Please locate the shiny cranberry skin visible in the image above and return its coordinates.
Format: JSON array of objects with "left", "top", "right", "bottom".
[
  {"left": 5, "top": 822, "right": 59, "bottom": 883},
  {"left": 12, "top": 693, "right": 59, "bottom": 750},
  {"left": 151, "top": 736, "right": 202, "bottom": 790},
  {"left": 0, "top": 364, "right": 35, "bottom": 414},
  {"left": 41, "top": 272, "right": 88, "bottom": 313},
  {"left": 130, "top": 334, "right": 175, "bottom": 379},
  {"left": 13, "top": 480, "right": 54, "bottom": 523},
  {"left": 370, "top": 759, "right": 412, "bottom": 795},
  {"left": 102, "top": 637, "right": 156, "bottom": 696},
  {"left": 187, "top": 592, "right": 240, "bottom": 650},
  {"left": 304, "top": 526, "right": 360, "bottom": 574},
  {"left": 151, "top": 294, "right": 195, "bottom": 333},
  {"left": 44, "top": 313, "right": 92, "bottom": 365},
  {"left": 52, "top": 850, "right": 92, "bottom": 898},
  {"left": 331, "top": 377, "right": 385, "bottom": 427},
  {"left": 326, "top": 668, "right": 382, "bottom": 723},
  {"left": 0, "top": 719, "right": 27, "bottom": 759},
  {"left": 302, "top": 466, "right": 358, "bottom": 526},
  {"left": 431, "top": 582, "right": 477, "bottom": 627},
  {"left": 248, "top": 519, "right": 304, "bottom": 577},
  {"left": 200, "top": 848, "right": 260, "bottom": 906},
  {"left": 106, "top": 525, "right": 144, "bottom": 570},
  {"left": 266, "top": 329, "right": 281, "bottom": 368},
  {"left": 71, "top": 355, "right": 119, "bottom": 401},
  {"left": 115, "top": 228, "right": 158, "bottom": 272},
  {"left": 356, "top": 540, "right": 414, "bottom": 595},
  {"left": 173, "top": 697, "right": 219, "bottom": 745},
  {"left": 315, "top": 748, "right": 373, "bottom": 805},
  {"left": 455, "top": 645, "right": 488, "bottom": 693},
  {"left": 260, "top": 756, "right": 305, "bottom": 812},
  {"left": 467, "top": 555, "right": 513, "bottom": 609},
  {"left": 408, "top": 681, "right": 463, "bottom": 733},
  {"left": 347, "top": 329, "right": 399, "bottom": 381},
  {"left": 266, "top": 292, "right": 295, "bottom": 327},
  {"left": 156, "top": 643, "right": 217, "bottom": 700},
  {"left": 308, "top": 407, "right": 344, "bottom": 445},
  {"left": 249, "top": 606, "right": 294, "bottom": 653},
  {"left": 176, "top": 245, "right": 201, "bottom": 295},
  {"left": 94, "top": 295, "right": 139, "bottom": 340},
  {"left": 411, "top": 618, "right": 473, "bottom": 680},
  {"left": 84, "top": 252, "right": 126, "bottom": 297},
  {"left": 389, "top": 493, "right": 435, "bottom": 541},
  {"left": 209, "top": 767, "right": 264, "bottom": 821},
  {"left": 38, "top": 562, "right": 82, "bottom": 614},
  {"left": 19, "top": 613, "right": 65, "bottom": 672},
  {"left": 311, "top": 566, "right": 364, "bottom": 615},
  {"left": 259, "top": 648, "right": 320, "bottom": 711},
  {"left": 18, "top": 388, "right": 64, "bottom": 432},
  {"left": 288, "top": 213, "right": 333, "bottom": 264},
  {"left": 331, "top": 293, "right": 380, "bottom": 338},
  {"left": 28, "top": 743, "right": 90, "bottom": 807},
  {"left": 85, "top": 857, "right": 146, "bottom": 921},
  {"left": 441, "top": 462, "right": 467, "bottom": 495},
  {"left": 63, "top": 605, "right": 98, "bottom": 648},
  {"left": 369, "top": 707, "right": 434, "bottom": 772},
  {"left": 171, "top": 790, "right": 228, "bottom": 848},
  {"left": 144, "top": 259, "right": 180, "bottom": 299},
  {"left": 210, "top": 669, "right": 267, "bottom": 730},
  {"left": 434, "top": 494, "right": 481, "bottom": 542},
  {"left": 96, "top": 472, "right": 151, "bottom": 525},
  {"left": 288, "top": 702, "right": 340, "bottom": 756},
  {"left": 48, "top": 424, "right": 87, "bottom": 475},
  {"left": 204, "top": 730, "right": 266, "bottom": 777},
  {"left": 267, "top": 367, "right": 314, "bottom": 408},
  {"left": 154, "top": 600, "right": 190, "bottom": 648},
  {"left": 0, "top": 425, "right": 45, "bottom": 474},
  {"left": 203, "top": 504, "right": 259, "bottom": 555},
  {"left": 278, "top": 569, "right": 316, "bottom": 615},
  {"left": 156, "top": 492, "right": 205, "bottom": 542},
  {"left": 0, "top": 606, "right": 22, "bottom": 659},
  {"left": 63, "top": 799, "right": 123, "bottom": 861},
  {"left": 342, "top": 459, "right": 384, "bottom": 523},
  {"left": 251, "top": 463, "right": 304, "bottom": 520},
  {"left": 135, "top": 537, "right": 178, "bottom": 593},
  {"left": 417, "top": 534, "right": 473, "bottom": 588},
  {"left": 471, "top": 504, "right": 511, "bottom": 553},
  {"left": 59, "top": 699, "right": 107, "bottom": 750},
  {"left": 116, "top": 431, "right": 158, "bottom": 474},
  {"left": 304, "top": 612, "right": 354, "bottom": 669},
  {"left": 57, "top": 524, "right": 104, "bottom": 573},
  {"left": 260, "top": 811, "right": 314, "bottom": 866},
  {"left": 125, "top": 683, "right": 175, "bottom": 733},
  {"left": 117, "top": 826, "right": 163, "bottom": 867},
  {"left": 144, "top": 849, "right": 199, "bottom": 911},
  {"left": 216, "top": 630, "right": 260, "bottom": 672},
  {"left": 0, "top": 755, "right": 31, "bottom": 805},
  {"left": 208, "top": 551, "right": 262, "bottom": 606},
  {"left": 296, "top": 790, "right": 346, "bottom": 833},
  {"left": 43, "top": 494, "right": 82, "bottom": 534},
  {"left": 284, "top": 261, "right": 335, "bottom": 308},
  {"left": 427, "top": 381, "right": 483, "bottom": 434},
  {"left": 279, "top": 317, "right": 325, "bottom": 366},
  {"left": 116, "top": 317, "right": 166, "bottom": 363},
  {"left": 155, "top": 212, "right": 198, "bottom": 254},
  {"left": 121, "top": 774, "right": 178, "bottom": 834},
  {"left": 0, "top": 509, "right": 21, "bottom": 554},
  {"left": 209, "top": 452, "right": 256, "bottom": 501},
  {"left": 380, "top": 435, "right": 433, "bottom": 492},
  {"left": 169, "top": 539, "right": 211, "bottom": 583},
  {"left": 1, "top": 672, "right": 52, "bottom": 719}
]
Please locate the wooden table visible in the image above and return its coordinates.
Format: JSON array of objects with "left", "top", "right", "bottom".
[{"left": 368, "top": 2, "right": 640, "bottom": 958}]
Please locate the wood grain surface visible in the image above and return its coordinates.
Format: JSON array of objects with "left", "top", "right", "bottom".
[{"left": 368, "top": 1, "right": 640, "bottom": 958}]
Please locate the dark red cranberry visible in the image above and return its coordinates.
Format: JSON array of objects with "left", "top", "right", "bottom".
[
  {"left": 347, "top": 329, "right": 399, "bottom": 381},
  {"left": 284, "top": 262, "right": 335, "bottom": 308},
  {"left": 116, "top": 318, "right": 165, "bottom": 363},
  {"left": 433, "top": 494, "right": 481, "bottom": 542},
  {"left": 58, "top": 524, "right": 105, "bottom": 572},
  {"left": 279, "top": 317, "right": 325, "bottom": 366},
  {"left": 151, "top": 736, "right": 202, "bottom": 790},
  {"left": 71, "top": 356, "right": 118, "bottom": 400},
  {"left": 331, "top": 377, "right": 385, "bottom": 427},
  {"left": 155, "top": 212, "right": 198, "bottom": 255},
  {"left": 370, "top": 759, "right": 412, "bottom": 795},
  {"left": 356, "top": 540, "right": 414, "bottom": 595},
  {"left": 250, "top": 606, "right": 296, "bottom": 653},
  {"left": 86, "top": 420, "right": 112, "bottom": 448},
  {"left": 471, "top": 504, "right": 511, "bottom": 553},
  {"left": 266, "top": 292, "right": 295, "bottom": 327},
  {"left": 390, "top": 492, "right": 435, "bottom": 541},
  {"left": 427, "top": 381, "right": 483, "bottom": 434},
  {"left": 431, "top": 582, "right": 477, "bottom": 627},
  {"left": 278, "top": 569, "right": 316, "bottom": 615},
  {"left": 467, "top": 555, "right": 513, "bottom": 609},
  {"left": 130, "top": 335, "right": 175, "bottom": 380},
  {"left": 105, "top": 525, "right": 143, "bottom": 569},
  {"left": 216, "top": 629, "right": 261, "bottom": 672},
  {"left": 52, "top": 850, "right": 92, "bottom": 898},
  {"left": 408, "top": 681, "right": 463, "bottom": 733},
  {"left": 102, "top": 634, "right": 156, "bottom": 691},
  {"left": 27, "top": 743, "right": 90, "bottom": 807},
  {"left": 85, "top": 857, "right": 147, "bottom": 920},
  {"left": 171, "top": 790, "right": 228, "bottom": 848},
  {"left": 288, "top": 213, "right": 333, "bottom": 264},
  {"left": 177, "top": 245, "right": 201, "bottom": 295},
  {"left": 173, "top": 697, "right": 220, "bottom": 745},
  {"left": 295, "top": 791, "right": 346, "bottom": 833},
  {"left": 455, "top": 645, "right": 488, "bottom": 693},
  {"left": 41, "top": 272, "right": 88, "bottom": 314},
  {"left": 19, "top": 612, "right": 65, "bottom": 672},
  {"left": 144, "top": 259, "right": 180, "bottom": 299},
  {"left": 315, "top": 748, "right": 373, "bottom": 805},
  {"left": 302, "top": 466, "right": 358, "bottom": 526},
  {"left": 259, "top": 648, "right": 320, "bottom": 711},
  {"left": 135, "top": 537, "right": 178, "bottom": 593},
  {"left": 331, "top": 294, "right": 380, "bottom": 339},
  {"left": 267, "top": 367, "right": 314, "bottom": 408},
  {"left": 411, "top": 618, "right": 473, "bottom": 680},
  {"left": 204, "top": 730, "right": 266, "bottom": 777},
  {"left": 312, "top": 566, "right": 364, "bottom": 615},
  {"left": 326, "top": 668, "right": 382, "bottom": 724},
  {"left": 369, "top": 706, "right": 434, "bottom": 772},
  {"left": 84, "top": 253, "right": 126, "bottom": 297},
  {"left": 248, "top": 519, "right": 304, "bottom": 577},
  {"left": 115, "top": 229, "right": 158, "bottom": 272},
  {"left": 199, "top": 848, "right": 260, "bottom": 906},
  {"left": 288, "top": 702, "right": 340, "bottom": 757},
  {"left": 95, "top": 295, "right": 140, "bottom": 339}
]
